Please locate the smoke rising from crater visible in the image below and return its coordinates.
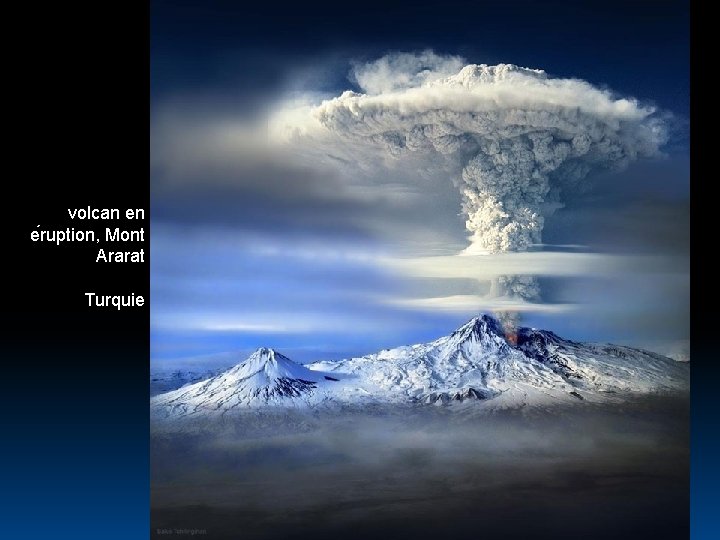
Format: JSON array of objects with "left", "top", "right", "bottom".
[{"left": 315, "top": 56, "right": 668, "bottom": 254}]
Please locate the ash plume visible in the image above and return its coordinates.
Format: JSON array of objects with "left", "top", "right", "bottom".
[
  {"left": 310, "top": 54, "right": 668, "bottom": 314},
  {"left": 315, "top": 56, "right": 667, "bottom": 253}
]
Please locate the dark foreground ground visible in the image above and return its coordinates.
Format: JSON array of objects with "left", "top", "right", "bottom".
[{"left": 151, "top": 396, "right": 689, "bottom": 540}]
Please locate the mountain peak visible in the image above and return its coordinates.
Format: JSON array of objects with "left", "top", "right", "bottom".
[
  {"left": 446, "top": 314, "right": 511, "bottom": 351},
  {"left": 225, "top": 347, "right": 313, "bottom": 380},
  {"left": 452, "top": 314, "right": 505, "bottom": 339},
  {"left": 245, "top": 347, "right": 297, "bottom": 365},
  {"left": 251, "top": 346, "right": 277, "bottom": 356},
  {"left": 241, "top": 347, "right": 279, "bottom": 368}
]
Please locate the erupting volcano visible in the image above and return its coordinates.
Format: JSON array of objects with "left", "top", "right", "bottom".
[{"left": 151, "top": 315, "right": 689, "bottom": 419}]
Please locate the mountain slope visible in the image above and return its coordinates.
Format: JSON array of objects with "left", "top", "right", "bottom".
[
  {"left": 516, "top": 328, "right": 688, "bottom": 394},
  {"left": 151, "top": 348, "right": 334, "bottom": 416},
  {"left": 151, "top": 315, "right": 689, "bottom": 419}
]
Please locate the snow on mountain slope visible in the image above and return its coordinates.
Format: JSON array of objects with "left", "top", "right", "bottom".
[
  {"left": 516, "top": 328, "right": 688, "bottom": 394},
  {"left": 151, "top": 315, "right": 689, "bottom": 419},
  {"left": 308, "top": 315, "right": 570, "bottom": 405},
  {"left": 151, "top": 348, "right": 336, "bottom": 416}
]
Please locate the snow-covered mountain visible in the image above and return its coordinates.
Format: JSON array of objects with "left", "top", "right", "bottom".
[{"left": 151, "top": 315, "right": 689, "bottom": 419}]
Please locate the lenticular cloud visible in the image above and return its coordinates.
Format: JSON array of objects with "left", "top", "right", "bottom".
[{"left": 315, "top": 58, "right": 668, "bottom": 253}]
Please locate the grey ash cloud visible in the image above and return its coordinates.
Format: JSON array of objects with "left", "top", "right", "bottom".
[{"left": 313, "top": 56, "right": 668, "bottom": 254}]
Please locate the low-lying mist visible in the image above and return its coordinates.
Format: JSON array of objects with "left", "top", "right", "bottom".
[{"left": 152, "top": 396, "right": 688, "bottom": 540}]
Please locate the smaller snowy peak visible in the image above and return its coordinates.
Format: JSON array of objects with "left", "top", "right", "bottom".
[
  {"left": 150, "top": 348, "right": 331, "bottom": 417},
  {"left": 224, "top": 347, "right": 317, "bottom": 382}
]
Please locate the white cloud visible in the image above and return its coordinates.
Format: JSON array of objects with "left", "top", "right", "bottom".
[
  {"left": 374, "top": 250, "right": 687, "bottom": 317},
  {"left": 384, "top": 294, "right": 574, "bottom": 314},
  {"left": 378, "top": 251, "right": 686, "bottom": 280},
  {"left": 351, "top": 51, "right": 466, "bottom": 95}
]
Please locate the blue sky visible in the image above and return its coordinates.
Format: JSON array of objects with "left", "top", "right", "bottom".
[{"left": 151, "top": 0, "right": 689, "bottom": 366}]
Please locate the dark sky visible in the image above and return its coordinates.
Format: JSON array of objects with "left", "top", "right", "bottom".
[{"left": 152, "top": 0, "right": 689, "bottom": 115}]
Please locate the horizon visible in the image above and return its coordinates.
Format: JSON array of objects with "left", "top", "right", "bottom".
[{"left": 150, "top": 312, "right": 690, "bottom": 371}]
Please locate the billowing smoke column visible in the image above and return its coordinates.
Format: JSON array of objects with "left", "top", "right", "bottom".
[
  {"left": 312, "top": 54, "right": 668, "bottom": 334},
  {"left": 316, "top": 60, "right": 666, "bottom": 253}
]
